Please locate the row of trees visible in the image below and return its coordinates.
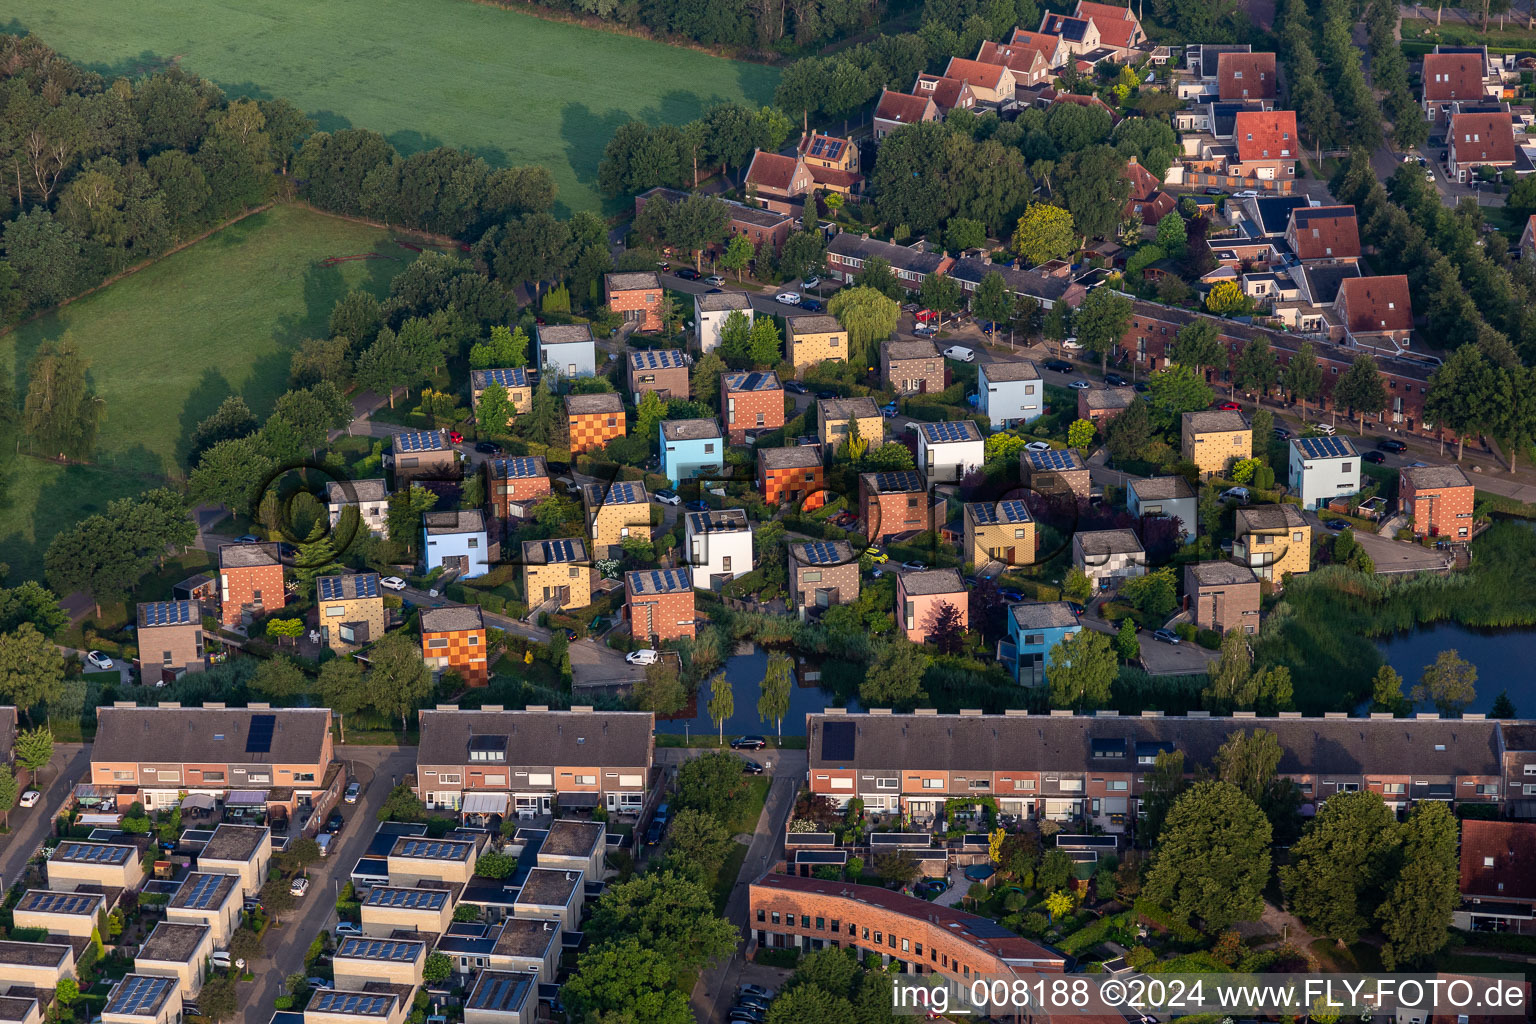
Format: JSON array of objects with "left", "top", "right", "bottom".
[{"left": 597, "top": 102, "right": 793, "bottom": 197}]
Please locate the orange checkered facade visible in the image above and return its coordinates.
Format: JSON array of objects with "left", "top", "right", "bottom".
[
  {"left": 567, "top": 410, "right": 626, "bottom": 455},
  {"left": 422, "top": 628, "right": 489, "bottom": 686}
]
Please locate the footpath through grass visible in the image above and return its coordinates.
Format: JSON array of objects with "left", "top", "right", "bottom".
[
  {"left": 8, "top": 0, "right": 779, "bottom": 214},
  {"left": 0, "top": 204, "right": 418, "bottom": 579}
]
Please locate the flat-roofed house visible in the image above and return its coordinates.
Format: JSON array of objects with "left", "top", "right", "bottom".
[
  {"left": 0, "top": 940, "right": 74, "bottom": 994},
  {"left": 1289, "top": 435, "right": 1361, "bottom": 510},
  {"left": 627, "top": 568, "right": 696, "bottom": 643},
  {"left": 386, "top": 837, "right": 480, "bottom": 888},
  {"left": 685, "top": 509, "right": 752, "bottom": 590},
  {"left": 521, "top": 538, "right": 592, "bottom": 613},
  {"left": 488, "top": 920, "right": 560, "bottom": 980},
  {"left": 758, "top": 447, "right": 824, "bottom": 508},
  {"left": 315, "top": 574, "right": 386, "bottom": 653},
  {"left": 897, "top": 568, "right": 968, "bottom": 643},
  {"left": 788, "top": 540, "right": 861, "bottom": 621},
  {"left": 420, "top": 606, "right": 489, "bottom": 687},
  {"left": 389, "top": 429, "right": 457, "bottom": 485},
  {"left": 1401, "top": 464, "right": 1475, "bottom": 538},
  {"left": 487, "top": 456, "right": 550, "bottom": 520},
  {"left": 512, "top": 867, "right": 583, "bottom": 931},
  {"left": 465, "top": 970, "right": 537, "bottom": 1024},
  {"left": 328, "top": 478, "right": 390, "bottom": 537},
  {"left": 963, "top": 500, "right": 1036, "bottom": 570},
  {"left": 1072, "top": 529, "right": 1147, "bottom": 588},
  {"left": 1078, "top": 386, "right": 1135, "bottom": 429},
  {"left": 197, "top": 824, "right": 272, "bottom": 898},
  {"left": 90, "top": 705, "right": 335, "bottom": 812},
  {"left": 627, "top": 349, "right": 690, "bottom": 402},
  {"left": 605, "top": 272, "right": 664, "bottom": 332},
  {"left": 12, "top": 889, "right": 106, "bottom": 938},
  {"left": 1006, "top": 602, "right": 1082, "bottom": 687},
  {"left": 136, "top": 601, "right": 206, "bottom": 684},
  {"left": 217, "top": 542, "right": 283, "bottom": 628},
  {"left": 134, "top": 922, "right": 213, "bottom": 999},
  {"left": 360, "top": 885, "right": 454, "bottom": 937},
  {"left": 658, "top": 418, "right": 725, "bottom": 487},
  {"left": 46, "top": 841, "right": 144, "bottom": 893},
  {"left": 0, "top": 997, "right": 42, "bottom": 1024},
  {"left": 165, "top": 873, "right": 241, "bottom": 948},
  {"left": 536, "top": 819, "right": 608, "bottom": 877},
  {"left": 859, "top": 470, "right": 942, "bottom": 543},
  {"left": 414, "top": 707, "right": 655, "bottom": 819},
  {"left": 423, "top": 509, "right": 491, "bottom": 580},
  {"left": 1021, "top": 446, "right": 1091, "bottom": 498},
  {"left": 1233, "top": 503, "right": 1311, "bottom": 580},
  {"left": 470, "top": 368, "right": 533, "bottom": 427},
  {"left": 1185, "top": 561, "right": 1261, "bottom": 634},
  {"left": 537, "top": 324, "right": 598, "bottom": 385},
  {"left": 1126, "top": 476, "right": 1197, "bottom": 541},
  {"left": 305, "top": 989, "right": 407, "bottom": 1024},
  {"left": 1181, "top": 409, "right": 1250, "bottom": 477},
  {"left": 882, "top": 339, "right": 944, "bottom": 395},
  {"left": 817, "top": 397, "right": 883, "bottom": 451},
  {"left": 564, "top": 393, "right": 626, "bottom": 455},
  {"left": 102, "top": 974, "right": 181, "bottom": 1024},
  {"left": 333, "top": 936, "right": 427, "bottom": 989},
  {"left": 785, "top": 315, "right": 849, "bottom": 370},
  {"left": 976, "top": 361, "right": 1042, "bottom": 430},
  {"left": 695, "top": 291, "right": 754, "bottom": 354},
  {"left": 582, "top": 480, "right": 651, "bottom": 559},
  {"left": 722, "top": 370, "right": 785, "bottom": 444}
]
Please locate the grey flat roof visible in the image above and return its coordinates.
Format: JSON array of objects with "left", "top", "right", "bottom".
[
  {"left": 200, "top": 824, "right": 268, "bottom": 863},
  {"left": 1076, "top": 529, "right": 1144, "bottom": 555},
  {"left": 565, "top": 393, "right": 623, "bottom": 415},
  {"left": 537, "top": 324, "right": 594, "bottom": 347},
  {"left": 900, "top": 567, "right": 965, "bottom": 596},
  {"left": 606, "top": 271, "right": 661, "bottom": 291},
  {"left": 1130, "top": 476, "right": 1195, "bottom": 500},
  {"left": 1402, "top": 464, "right": 1473, "bottom": 490},
  {"left": 467, "top": 971, "right": 535, "bottom": 1015},
  {"left": 168, "top": 872, "right": 238, "bottom": 911},
  {"left": 541, "top": 819, "right": 605, "bottom": 859},
  {"left": 136, "top": 922, "right": 209, "bottom": 964},
  {"left": 104, "top": 975, "right": 177, "bottom": 1018},
  {"left": 515, "top": 867, "right": 580, "bottom": 907},
  {"left": 759, "top": 447, "right": 822, "bottom": 470},
  {"left": 327, "top": 479, "right": 390, "bottom": 505},
  {"left": 1184, "top": 409, "right": 1249, "bottom": 433},
  {"left": 787, "top": 314, "right": 844, "bottom": 335},
  {"left": 885, "top": 339, "right": 940, "bottom": 361},
  {"left": 696, "top": 291, "right": 752, "bottom": 312},
  {"left": 979, "top": 360, "right": 1040, "bottom": 383},
  {"left": 420, "top": 606, "right": 486, "bottom": 633},
  {"left": 492, "top": 918, "right": 560, "bottom": 957},
  {"left": 819, "top": 396, "right": 880, "bottom": 420},
  {"left": 424, "top": 509, "right": 486, "bottom": 535},
  {"left": 1010, "top": 602, "right": 1079, "bottom": 630},
  {"left": 1187, "top": 561, "right": 1259, "bottom": 586},
  {"left": 0, "top": 940, "right": 71, "bottom": 967},
  {"left": 661, "top": 418, "right": 722, "bottom": 441},
  {"left": 1235, "top": 503, "right": 1307, "bottom": 532},
  {"left": 219, "top": 543, "right": 280, "bottom": 569},
  {"left": 687, "top": 509, "right": 749, "bottom": 533}
]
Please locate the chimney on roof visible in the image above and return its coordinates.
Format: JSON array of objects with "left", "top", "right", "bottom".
[
  {"left": 158, "top": 702, "right": 181, "bottom": 709},
  {"left": 571, "top": 706, "right": 593, "bottom": 714},
  {"left": 248, "top": 702, "right": 270, "bottom": 710},
  {"left": 482, "top": 705, "right": 504, "bottom": 712},
  {"left": 527, "top": 705, "right": 550, "bottom": 713}
]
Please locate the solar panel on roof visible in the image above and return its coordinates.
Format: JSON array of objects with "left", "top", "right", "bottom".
[
  {"left": 1296, "top": 435, "right": 1353, "bottom": 459},
  {"left": 483, "top": 368, "right": 528, "bottom": 388},
  {"left": 542, "top": 539, "right": 576, "bottom": 562},
  {"left": 339, "top": 938, "right": 421, "bottom": 960},
  {"left": 245, "top": 714, "right": 275, "bottom": 754},
  {"left": 25, "top": 891, "right": 97, "bottom": 914},
  {"left": 809, "top": 137, "right": 826, "bottom": 157},
  {"left": 394, "top": 430, "right": 442, "bottom": 452},
  {"left": 800, "top": 541, "right": 842, "bottom": 565},
  {"left": 998, "top": 500, "right": 1031, "bottom": 523},
  {"left": 353, "top": 575, "right": 379, "bottom": 598},
  {"left": 178, "top": 874, "right": 224, "bottom": 910},
  {"left": 142, "top": 601, "right": 194, "bottom": 626},
  {"left": 826, "top": 140, "right": 844, "bottom": 160},
  {"left": 1028, "top": 448, "right": 1079, "bottom": 471},
  {"left": 821, "top": 721, "right": 855, "bottom": 762},
  {"left": 108, "top": 976, "right": 174, "bottom": 1016},
  {"left": 316, "top": 993, "right": 393, "bottom": 1016},
  {"left": 60, "top": 843, "right": 130, "bottom": 864},
  {"left": 923, "top": 421, "right": 973, "bottom": 443}
]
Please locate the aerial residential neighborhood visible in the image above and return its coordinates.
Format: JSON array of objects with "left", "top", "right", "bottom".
[{"left": 3, "top": 0, "right": 1536, "bottom": 1021}]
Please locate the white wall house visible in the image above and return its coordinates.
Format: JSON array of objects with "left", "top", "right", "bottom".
[
  {"left": 1289, "top": 435, "right": 1360, "bottom": 509},
  {"left": 1072, "top": 529, "right": 1147, "bottom": 588},
  {"left": 917, "top": 420, "right": 985, "bottom": 485},
  {"left": 977, "top": 360, "right": 1042, "bottom": 430},
  {"left": 684, "top": 509, "right": 754, "bottom": 590},
  {"left": 694, "top": 292, "right": 754, "bottom": 353},
  {"left": 327, "top": 478, "right": 390, "bottom": 536},
  {"left": 1126, "top": 476, "right": 1198, "bottom": 541}
]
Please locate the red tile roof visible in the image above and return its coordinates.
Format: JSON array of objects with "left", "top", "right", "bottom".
[
  {"left": 1217, "top": 51, "right": 1277, "bottom": 101},
  {"left": 1423, "top": 52, "right": 1486, "bottom": 102},
  {"left": 1123, "top": 159, "right": 1175, "bottom": 223},
  {"left": 1337, "top": 275, "right": 1413, "bottom": 333},
  {"left": 1075, "top": 0, "right": 1139, "bottom": 47},
  {"left": 1288, "top": 205, "right": 1361, "bottom": 261},
  {"left": 977, "top": 39, "right": 1049, "bottom": 77},
  {"left": 744, "top": 150, "right": 798, "bottom": 192},
  {"left": 1450, "top": 110, "right": 1516, "bottom": 164},
  {"left": 1010, "top": 26, "right": 1064, "bottom": 53},
  {"left": 914, "top": 73, "right": 974, "bottom": 111},
  {"left": 874, "top": 90, "right": 936, "bottom": 127},
  {"left": 945, "top": 56, "right": 1011, "bottom": 92},
  {"left": 1047, "top": 90, "right": 1119, "bottom": 120},
  {"left": 1460, "top": 820, "right": 1536, "bottom": 903},
  {"left": 1233, "top": 109, "right": 1298, "bottom": 162},
  {"left": 807, "top": 165, "right": 862, "bottom": 190}
]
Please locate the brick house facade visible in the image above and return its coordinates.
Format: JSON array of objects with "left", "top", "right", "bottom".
[
  {"left": 881, "top": 339, "right": 944, "bottom": 395},
  {"left": 628, "top": 349, "right": 690, "bottom": 401},
  {"left": 722, "top": 370, "right": 785, "bottom": 443},
  {"left": 420, "top": 606, "right": 489, "bottom": 686},
  {"left": 218, "top": 543, "right": 284, "bottom": 628},
  {"left": 625, "top": 569, "right": 696, "bottom": 643},
  {"left": 604, "top": 272, "right": 663, "bottom": 331},
  {"left": 860, "top": 470, "right": 942, "bottom": 543},
  {"left": 487, "top": 456, "right": 551, "bottom": 519},
  {"left": 1184, "top": 562, "right": 1261, "bottom": 634},
  {"left": 1401, "top": 465, "right": 1476, "bottom": 538},
  {"left": 787, "top": 540, "right": 861, "bottom": 620},
  {"left": 758, "top": 447, "right": 824, "bottom": 508},
  {"left": 136, "top": 601, "right": 206, "bottom": 683},
  {"left": 565, "top": 394, "right": 626, "bottom": 455}
]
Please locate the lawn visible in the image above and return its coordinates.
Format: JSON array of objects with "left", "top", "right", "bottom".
[
  {"left": 0, "top": 204, "right": 418, "bottom": 578},
  {"left": 8, "top": 0, "right": 780, "bottom": 214}
]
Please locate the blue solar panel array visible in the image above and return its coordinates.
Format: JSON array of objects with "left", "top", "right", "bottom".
[
  {"left": 365, "top": 888, "right": 448, "bottom": 910},
  {"left": 821, "top": 721, "right": 855, "bottom": 761},
  {"left": 140, "top": 601, "right": 196, "bottom": 627},
  {"left": 176, "top": 874, "right": 227, "bottom": 910},
  {"left": 541, "top": 539, "right": 579, "bottom": 563},
  {"left": 394, "top": 430, "right": 444, "bottom": 452},
  {"left": 797, "top": 541, "right": 846, "bottom": 565},
  {"left": 1294, "top": 435, "right": 1354, "bottom": 459},
  {"left": 314, "top": 993, "right": 394, "bottom": 1016},
  {"left": 469, "top": 973, "right": 533, "bottom": 1013},
  {"left": 318, "top": 575, "right": 379, "bottom": 601},
  {"left": 631, "top": 349, "right": 687, "bottom": 369},
  {"left": 338, "top": 938, "right": 424, "bottom": 961},
  {"left": 58, "top": 843, "right": 130, "bottom": 864},
  {"left": 480, "top": 367, "right": 529, "bottom": 388},
  {"left": 107, "top": 976, "right": 175, "bottom": 1016},
  {"left": 492, "top": 456, "right": 542, "bottom": 478},
  {"left": 922, "top": 421, "right": 976, "bottom": 443},
  {"left": 638, "top": 569, "right": 689, "bottom": 592},
  {"left": 725, "top": 371, "right": 778, "bottom": 392},
  {"left": 871, "top": 470, "right": 924, "bottom": 492},
  {"left": 23, "top": 891, "right": 99, "bottom": 914},
  {"left": 972, "top": 500, "right": 1032, "bottom": 525},
  {"left": 1027, "top": 448, "right": 1080, "bottom": 471},
  {"left": 396, "top": 839, "right": 471, "bottom": 860},
  {"left": 245, "top": 714, "right": 275, "bottom": 754},
  {"left": 808, "top": 136, "right": 845, "bottom": 161},
  {"left": 605, "top": 482, "right": 643, "bottom": 504}
]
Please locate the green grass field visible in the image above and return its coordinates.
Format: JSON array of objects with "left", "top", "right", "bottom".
[
  {"left": 0, "top": 204, "right": 419, "bottom": 579},
  {"left": 7, "top": 0, "right": 779, "bottom": 214}
]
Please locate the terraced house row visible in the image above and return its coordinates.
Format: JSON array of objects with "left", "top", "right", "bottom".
[{"left": 806, "top": 710, "right": 1536, "bottom": 830}]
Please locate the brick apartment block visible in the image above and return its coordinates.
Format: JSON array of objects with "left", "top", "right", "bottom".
[
  {"left": 626, "top": 568, "right": 696, "bottom": 643},
  {"left": 860, "top": 470, "right": 942, "bottom": 544},
  {"left": 487, "top": 455, "right": 551, "bottom": 519},
  {"left": 565, "top": 393, "right": 626, "bottom": 455},
  {"left": 218, "top": 543, "right": 283, "bottom": 628},
  {"left": 421, "top": 605, "right": 489, "bottom": 686},
  {"left": 604, "top": 272, "right": 664, "bottom": 332},
  {"left": 758, "top": 447, "right": 824, "bottom": 508},
  {"left": 1400, "top": 464, "right": 1475, "bottom": 538},
  {"left": 628, "top": 349, "right": 690, "bottom": 401},
  {"left": 722, "top": 370, "right": 785, "bottom": 443}
]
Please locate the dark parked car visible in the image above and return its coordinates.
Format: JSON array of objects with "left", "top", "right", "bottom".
[
  {"left": 1000, "top": 589, "right": 1025, "bottom": 602},
  {"left": 675, "top": 267, "right": 700, "bottom": 281},
  {"left": 1152, "top": 628, "right": 1180, "bottom": 645},
  {"left": 1043, "top": 359, "right": 1074, "bottom": 373},
  {"left": 1363, "top": 450, "right": 1387, "bottom": 464},
  {"left": 1377, "top": 438, "right": 1408, "bottom": 452},
  {"left": 1133, "top": 381, "right": 1149, "bottom": 392},
  {"left": 730, "top": 735, "right": 767, "bottom": 750},
  {"left": 1324, "top": 519, "right": 1351, "bottom": 531},
  {"left": 644, "top": 819, "right": 665, "bottom": 845},
  {"left": 1272, "top": 425, "right": 1292, "bottom": 439},
  {"left": 816, "top": 390, "right": 837, "bottom": 400},
  {"left": 1104, "top": 373, "right": 1129, "bottom": 387},
  {"left": 741, "top": 759, "right": 765, "bottom": 775},
  {"left": 685, "top": 500, "right": 710, "bottom": 512},
  {"left": 784, "top": 381, "right": 807, "bottom": 395},
  {"left": 325, "top": 811, "right": 344, "bottom": 833},
  {"left": 474, "top": 441, "right": 503, "bottom": 455},
  {"left": 799, "top": 299, "right": 824, "bottom": 312}
]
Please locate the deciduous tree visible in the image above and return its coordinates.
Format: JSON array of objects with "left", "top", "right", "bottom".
[
  {"left": 1335, "top": 354, "right": 1387, "bottom": 434},
  {"left": 758, "top": 652, "right": 793, "bottom": 737},
  {"left": 1046, "top": 628, "right": 1117, "bottom": 710},
  {"left": 1075, "top": 285, "right": 1133, "bottom": 374},
  {"left": 1013, "top": 203, "right": 1076, "bottom": 265},
  {"left": 366, "top": 631, "right": 434, "bottom": 733},
  {"left": 1412, "top": 649, "right": 1477, "bottom": 715},
  {"left": 1378, "top": 801, "right": 1459, "bottom": 968},
  {"left": 1281, "top": 790, "right": 1399, "bottom": 942},
  {"left": 859, "top": 638, "right": 931, "bottom": 709},
  {"left": 1144, "top": 780, "right": 1271, "bottom": 929}
]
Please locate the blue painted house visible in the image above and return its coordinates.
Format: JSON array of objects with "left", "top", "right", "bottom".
[
  {"left": 1004, "top": 601, "right": 1081, "bottom": 687},
  {"left": 659, "top": 418, "right": 725, "bottom": 486},
  {"left": 422, "top": 509, "right": 491, "bottom": 580}
]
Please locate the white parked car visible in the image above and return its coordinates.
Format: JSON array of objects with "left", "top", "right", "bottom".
[
  {"left": 942, "top": 345, "right": 975, "bottom": 362},
  {"left": 19, "top": 790, "right": 40, "bottom": 809},
  {"left": 775, "top": 291, "right": 801, "bottom": 305},
  {"left": 1060, "top": 336, "right": 1082, "bottom": 350},
  {"left": 705, "top": 275, "right": 725, "bottom": 286},
  {"left": 801, "top": 276, "right": 820, "bottom": 289},
  {"left": 211, "top": 951, "right": 232, "bottom": 969},
  {"left": 380, "top": 576, "right": 407, "bottom": 591},
  {"left": 1425, "top": 170, "right": 1436, "bottom": 182},
  {"left": 290, "top": 877, "right": 310, "bottom": 897},
  {"left": 1234, "top": 189, "right": 1259, "bottom": 197},
  {"left": 1024, "top": 441, "right": 1053, "bottom": 452},
  {"left": 1068, "top": 380, "right": 1092, "bottom": 390},
  {"left": 85, "top": 651, "right": 113, "bottom": 671},
  {"left": 1311, "top": 422, "right": 1337, "bottom": 436},
  {"left": 334, "top": 922, "right": 363, "bottom": 937},
  {"left": 626, "top": 649, "right": 660, "bottom": 666}
]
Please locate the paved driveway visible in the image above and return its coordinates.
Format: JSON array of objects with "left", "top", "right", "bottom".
[
  {"left": 0, "top": 742, "right": 90, "bottom": 892},
  {"left": 239, "top": 746, "right": 416, "bottom": 1024}
]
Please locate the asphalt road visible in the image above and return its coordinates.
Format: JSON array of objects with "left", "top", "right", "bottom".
[
  {"left": 0, "top": 742, "right": 90, "bottom": 893},
  {"left": 240, "top": 746, "right": 416, "bottom": 1023}
]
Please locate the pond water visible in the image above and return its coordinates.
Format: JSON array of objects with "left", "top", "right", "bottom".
[
  {"left": 653, "top": 647, "right": 862, "bottom": 738},
  {"left": 1376, "top": 621, "right": 1536, "bottom": 715}
]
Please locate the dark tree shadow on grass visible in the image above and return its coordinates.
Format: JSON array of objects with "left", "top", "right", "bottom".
[{"left": 175, "top": 368, "right": 237, "bottom": 472}]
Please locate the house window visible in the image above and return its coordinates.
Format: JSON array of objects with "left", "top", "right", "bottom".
[
  {"left": 439, "top": 774, "right": 462, "bottom": 784},
  {"left": 575, "top": 775, "right": 596, "bottom": 785},
  {"left": 876, "top": 779, "right": 898, "bottom": 789},
  {"left": 428, "top": 638, "right": 449, "bottom": 649},
  {"left": 293, "top": 772, "right": 316, "bottom": 783},
  {"left": 803, "top": 571, "right": 822, "bottom": 583},
  {"left": 921, "top": 778, "right": 944, "bottom": 789},
  {"left": 757, "top": 909, "right": 765, "bottom": 923}
]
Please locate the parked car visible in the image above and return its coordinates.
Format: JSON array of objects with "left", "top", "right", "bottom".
[
  {"left": 685, "top": 499, "right": 710, "bottom": 512},
  {"left": 1363, "top": 450, "right": 1387, "bottom": 464},
  {"left": 1216, "top": 400, "right": 1242, "bottom": 411},
  {"left": 901, "top": 560, "right": 927, "bottom": 571},
  {"left": 85, "top": 651, "right": 114, "bottom": 671},
  {"left": 1105, "top": 373, "right": 1129, "bottom": 387},
  {"left": 775, "top": 291, "right": 801, "bottom": 305},
  {"left": 380, "top": 576, "right": 407, "bottom": 591},
  {"left": 657, "top": 261, "right": 671, "bottom": 271},
  {"left": 1000, "top": 589, "right": 1025, "bottom": 602},
  {"left": 334, "top": 923, "right": 362, "bottom": 937},
  {"left": 1068, "top": 380, "right": 1091, "bottom": 390},
  {"left": 1272, "top": 425, "right": 1292, "bottom": 439},
  {"left": 1426, "top": 170, "right": 1436, "bottom": 182},
  {"left": 19, "top": 790, "right": 40, "bottom": 808},
  {"left": 705, "top": 275, "right": 725, "bottom": 286},
  {"left": 1324, "top": 519, "right": 1351, "bottom": 531},
  {"left": 325, "top": 811, "right": 345, "bottom": 833},
  {"left": 1133, "top": 381, "right": 1149, "bottom": 392},
  {"left": 815, "top": 390, "right": 837, "bottom": 400},
  {"left": 881, "top": 401, "right": 898, "bottom": 418},
  {"left": 728, "top": 1009, "right": 765, "bottom": 1024},
  {"left": 306, "top": 979, "right": 334, "bottom": 991},
  {"left": 1043, "top": 359, "right": 1073, "bottom": 373},
  {"left": 344, "top": 782, "right": 361, "bottom": 804},
  {"left": 675, "top": 267, "right": 700, "bottom": 281},
  {"left": 237, "top": 534, "right": 260, "bottom": 543},
  {"left": 653, "top": 488, "right": 681, "bottom": 506},
  {"left": 1219, "top": 486, "right": 1250, "bottom": 503},
  {"left": 730, "top": 735, "right": 768, "bottom": 750},
  {"left": 1024, "top": 440, "right": 1052, "bottom": 452},
  {"left": 1060, "top": 336, "right": 1082, "bottom": 349},
  {"left": 741, "top": 759, "right": 765, "bottom": 775},
  {"left": 1311, "top": 422, "right": 1337, "bottom": 435},
  {"left": 863, "top": 547, "right": 888, "bottom": 563},
  {"left": 290, "top": 877, "right": 310, "bottom": 897},
  {"left": 212, "top": 951, "right": 233, "bottom": 969},
  {"left": 912, "top": 322, "right": 937, "bottom": 336},
  {"left": 626, "top": 649, "right": 660, "bottom": 666},
  {"left": 783, "top": 380, "right": 807, "bottom": 395},
  {"left": 448, "top": 430, "right": 464, "bottom": 444},
  {"left": 1377, "top": 438, "right": 1408, "bottom": 452},
  {"left": 644, "top": 819, "right": 666, "bottom": 845},
  {"left": 739, "top": 986, "right": 773, "bottom": 1001},
  {"left": 1152, "top": 629, "right": 1180, "bottom": 645},
  {"left": 913, "top": 308, "right": 939, "bottom": 323},
  {"left": 942, "top": 345, "right": 975, "bottom": 362},
  {"left": 474, "top": 441, "right": 502, "bottom": 455},
  {"left": 799, "top": 298, "right": 824, "bottom": 312},
  {"left": 802, "top": 276, "right": 820, "bottom": 289}
]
